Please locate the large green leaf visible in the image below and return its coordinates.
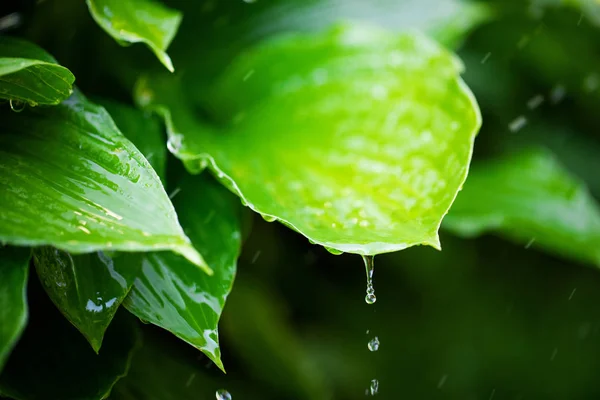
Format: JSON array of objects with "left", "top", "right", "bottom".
[
  {"left": 0, "top": 247, "right": 30, "bottom": 373},
  {"left": 86, "top": 0, "right": 181, "bottom": 72},
  {"left": 444, "top": 149, "right": 600, "bottom": 266},
  {"left": 0, "top": 279, "right": 140, "bottom": 400},
  {"left": 0, "top": 91, "right": 207, "bottom": 271},
  {"left": 124, "top": 174, "right": 243, "bottom": 371},
  {"left": 33, "top": 248, "right": 141, "bottom": 353},
  {"left": 136, "top": 24, "right": 481, "bottom": 255},
  {"left": 0, "top": 36, "right": 74, "bottom": 106},
  {"left": 99, "top": 99, "right": 166, "bottom": 181}
]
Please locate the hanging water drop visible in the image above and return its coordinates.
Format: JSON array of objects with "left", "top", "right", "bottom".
[
  {"left": 363, "top": 255, "right": 376, "bottom": 304},
  {"left": 261, "top": 214, "right": 276, "bottom": 222},
  {"left": 216, "top": 389, "right": 231, "bottom": 400},
  {"left": 370, "top": 379, "right": 379, "bottom": 395},
  {"left": 367, "top": 336, "right": 379, "bottom": 352},
  {"left": 325, "top": 246, "right": 343, "bottom": 255},
  {"left": 9, "top": 99, "right": 25, "bottom": 112}
]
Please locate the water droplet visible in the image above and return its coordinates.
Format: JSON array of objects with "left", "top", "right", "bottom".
[
  {"left": 367, "top": 336, "right": 379, "bottom": 352},
  {"left": 216, "top": 389, "right": 231, "bottom": 400},
  {"left": 325, "top": 247, "right": 343, "bottom": 255},
  {"left": 370, "top": 379, "right": 379, "bottom": 395},
  {"left": 261, "top": 214, "right": 276, "bottom": 222},
  {"left": 9, "top": 99, "right": 25, "bottom": 112},
  {"left": 363, "top": 255, "right": 376, "bottom": 304}
]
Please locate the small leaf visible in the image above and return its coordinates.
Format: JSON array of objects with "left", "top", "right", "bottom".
[
  {"left": 99, "top": 99, "right": 167, "bottom": 181},
  {"left": 0, "top": 36, "right": 75, "bottom": 106},
  {"left": 86, "top": 0, "right": 182, "bottom": 72},
  {"left": 444, "top": 149, "right": 600, "bottom": 266},
  {"left": 0, "top": 279, "right": 140, "bottom": 400},
  {"left": 136, "top": 24, "right": 481, "bottom": 255},
  {"left": 124, "top": 174, "right": 243, "bottom": 371},
  {"left": 0, "top": 91, "right": 207, "bottom": 271},
  {"left": 0, "top": 247, "right": 30, "bottom": 373},
  {"left": 32, "top": 248, "right": 141, "bottom": 352}
]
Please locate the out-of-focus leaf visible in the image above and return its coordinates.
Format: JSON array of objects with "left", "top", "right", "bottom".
[
  {"left": 221, "top": 279, "right": 331, "bottom": 400},
  {"left": 124, "top": 174, "right": 243, "bottom": 371},
  {"left": 0, "top": 280, "right": 140, "bottom": 400},
  {"left": 0, "top": 247, "right": 30, "bottom": 373},
  {"left": 0, "top": 36, "right": 74, "bottom": 106},
  {"left": 444, "top": 149, "right": 600, "bottom": 266},
  {"left": 86, "top": 0, "right": 181, "bottom": 72},
  {"left": 0, "top": 91, "right": 207, "bottom": 271},
  {"left": 99, "top": 99, "right": 166, "bottom": 181},
  {"left": 32, "top": 247, "right": 141, "bottom": 353},
  {"left": 111, "top": 328, "right": 263, "bottom": 400},
  {"left": 136, "top": 24, "right": 481, "bottom": 255}
]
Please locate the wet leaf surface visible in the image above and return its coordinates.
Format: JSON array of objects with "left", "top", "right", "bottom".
[
  {"left": 125, "top": 174, "right": 244, "bottom": 370},
  {"left": 0, "top": 36, "right": 74, "bottom": 106},
  {"left": 0, "top": 91, "right": 206, "bottom": 271},
  {"left": 136, "top": 24, "right": 481, "bottom": 255}
]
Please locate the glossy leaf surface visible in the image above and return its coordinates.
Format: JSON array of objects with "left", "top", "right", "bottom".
[
  {"left": 33, "top": 248, "right": 141, "bottom": 352},
  {"left": 0, "top": 247, "right": 30, "bottom": 373},
  {"left": 444, "top": 149, "right": 600, "bottom": 266},
  {"left": 99, "top": 99, "right": 166, "bottom": 181},
  {"left": 125, "top": 174, "right": 243, "bottom": 371},
  {"left": 0, "top": 91, "right": 206, "bottom": 271},
  {"left": 0, "top": 36, "right": 74, "bottom": 106},
  {"left": 136, "top": 25, "right": 481, "bottom": 255},
  {"left": 0, "top": 279, "right": 140, "bottom": 400},
  {"left": 86, "top": 0, "right": 181, "bottom": 72}
]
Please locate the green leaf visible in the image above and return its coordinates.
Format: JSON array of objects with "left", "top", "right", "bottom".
[
  {"left": 124, "top": 174, "right": 243, "bottom": 371},
  {"left": 136, "top": 24, "right": 481, "bottom": 255},
  {"left": 0, "top": 247, "right": 30, "bottom": 373},
  {"left": 32, "top": 248, "right": 141, "bottom": 353},
  {"left": 0, "top": 280, "right": 140, "bottom": 400},
  {"left": 99, "top": 99, "right": 167, "bottom": 181},
  {"left": 443, "top": 149, "right": 600, "bottom": 266},
  {"left": 0, "top": 36, "right": 75, "bottom": 106},
  {"left": 0, "top": 91, "right": 207, "bottom": 271},
  {"left": 86, "top": 0, "right": 182, "bottom": 72}
]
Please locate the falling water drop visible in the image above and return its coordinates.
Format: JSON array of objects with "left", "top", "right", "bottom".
[
  {"left": 370, "top": 379, "right": 379, "bottom": 395},
  {"left": 9, "top": 99, "right": 25, "bottom": 112},
  {"left": 367, "top": 336, "right": 379, "bottom": 352},
  {"left": 363, "top": 255, "right": 376, "bottom": 304},
  {"left": 216, "top": 389, "right": 231, "bottom": 400}
]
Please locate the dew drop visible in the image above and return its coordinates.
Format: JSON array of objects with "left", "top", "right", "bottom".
[
  {"left": 261, "top": 214, "right": 276, "bottom": 222},
  {"left": 216, "top": 389, "right": 231, "bottom": 400},
  {"left": 370, "top": 379, "right": 379, "bottom": 396},
  {"left": 363, "top": 255, "right": 376, "bottom": 304},
  {"left": 325, "top": 246, "right": 343, "bottom": 255},
  {"left": 367, "top": 336, "right": 379, "bottom": 352},
  {"left": 9, "top": 99, "right": 25, "bottom": 112}
]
